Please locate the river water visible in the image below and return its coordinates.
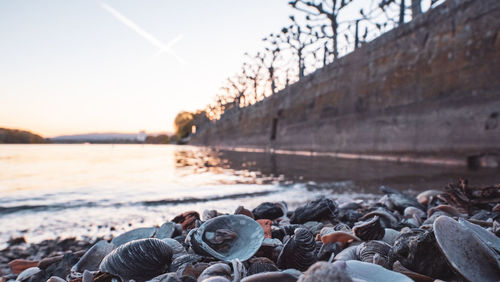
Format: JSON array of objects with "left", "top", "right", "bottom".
[{"left": 1, "top": 144, "right": 498, "bottom": 246}]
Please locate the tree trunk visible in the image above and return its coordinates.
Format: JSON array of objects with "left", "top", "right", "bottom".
[
  {"left": 331, "top": 15, "right": 339, "bottom": 60},
  {"left": 399, "top": 0, "right": 406, "bottom": 25},
  {"left": 411, "top": 0, "right": 422, "bottom": 19}
]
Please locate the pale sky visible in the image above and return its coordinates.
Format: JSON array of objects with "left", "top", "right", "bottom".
[{"left": 0, "top": 0, "right": 295, "bottom": 137}]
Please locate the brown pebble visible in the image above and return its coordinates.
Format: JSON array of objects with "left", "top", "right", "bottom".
[
  {"left": 38, "top": 255, "right": 63, "bottom": 270},
  {"left": 8, "top": 259, "right": 39, "bottom": 274},
  {"left": 257, "top": 219, "right": 272, "bottom": 238}
]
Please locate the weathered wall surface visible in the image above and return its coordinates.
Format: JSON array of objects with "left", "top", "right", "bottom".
[{"left": 192, "top": 0, "right": 500, "bottom": 156}]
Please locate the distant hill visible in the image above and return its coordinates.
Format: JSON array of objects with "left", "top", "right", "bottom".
[
  {"left": 0, "top": 128, "right": 49, "bottom": 144},
  {"left": 51, "top": 132, "right": 146, "bottom": 143}
]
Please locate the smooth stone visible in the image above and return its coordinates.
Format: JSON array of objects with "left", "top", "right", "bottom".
[
  {"left": 71, "top": 240, "right": 115, "bottom": 273},
  {"left": 111, "top": 226, "right": 158, "bottom": 246}
]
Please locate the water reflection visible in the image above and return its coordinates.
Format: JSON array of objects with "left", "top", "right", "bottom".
[{"left": 175, "top": 147, "right": 500, "bottom": 194}]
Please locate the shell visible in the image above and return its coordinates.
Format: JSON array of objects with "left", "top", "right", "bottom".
[
  {"left": 338, "top": 260, "right": 413, "bottom": 282},
  {"left": 359, "top": 208, "right": 399, "bottom": 229},
  {"left": 161, "top": 238, "right": 187, "bottom": 259},
  {"left": 172, "top": 211, "right": 200, "bottom": 230},
  {"left": 458, "top": 218, "right": 500, "bottom": 253},
  {"left": 241, "top": 271, "right": 298, "bottom": 282},
  {"left": 148, "top": 272, "right": 181, "bottom": 282},
  {"left": 297, "top": 261, "right": 352, "bottom": 282},
  {"left": 252, "top": 202, "right": 284, "bottom": 220},
  {"left": 333, "top": 245, "right": 358, "bottom": 261},
  {"left": 391, "top": 228, "right": 453, "bottom": 279},
  {"left": 356, "top": 240, "right": 394, "bottom": 269},
  {"left": 234, "top": 206, "right": 254, "bottom": 219},
  {"left": 353, "top": 216, "right": 385, "bottom": 241},
  {"left": 290, "top": 197, "right": 338, "bottom": 224},
  {"left": 189, "top": 215, "right": 264, "bottom": 261},
  {"left": 169, "top": 254, "right": 203, "bottom": 272},
  {"left": 247, "top": 257, "right": 278, "bottom": 276},
  {"left": 277, "top": 228, "right": 317, "bottom": 271},
  {"left": 71, "top": 240, "right": 114, "bottom": 273},
  {"left": 197, "top": 263, "right": 232, "bottom": 282},
  {"left": 99, "top": 238, "right": 173, "bottom": 282},
  {"left": 434, "top": 216, "right": 500, "bottom": 282},
  {"left": 316, "top": 242, "right": 341, "bottom": 261},
  {"left": 379, "top": 186, "right": 425, "bottom": 212},
  {"left": 156, "top": 222, "right": 177, "bottom": 239},
  {"left": 320, "top": 231, "right": 360, "bottom": 247},
  {"left": 111, "top": 226, "right": 157, "bottom": 247},
  {"left": 417, "top": 190, "right": 442, "bottom": 205}
]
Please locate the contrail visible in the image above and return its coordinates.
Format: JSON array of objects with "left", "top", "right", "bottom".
[{"left": 101, "top": 2, "right": 185, "bottom": 64}]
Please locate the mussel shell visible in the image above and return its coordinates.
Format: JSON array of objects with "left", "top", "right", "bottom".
[
  {"left": 156, "top": 222, "right": 178, "bottom": 239},
  {"left": 355, "top": 240, "right": 394, "bottom": 269},
  {"left": 277, "top": 228, "right": 317, "bottom": 271},
  {"left": 391, "top": 228, "right": 453, "bottom": 279},
  {"left": 190, "top": 215, "right": 264, "bottom": 261},
  {"left": 241, "top": 271, "right": 297, "bottom": 282},
  {"left": 111, "top": 226, "right": 157, "bottom": 247},
  {"left": 353, "top": 216, "right": 385, "bottom": 241},
  {"left": 247, "top": 257, "right": 278, "bottom": 275},
  {"left": 333, "top": 245, "right": 358, "bottom": 261},
  {"left": 71, "top": 240, "right": 115, "bottom": 273},
  {"left": 434, "top": 216, "right": 500, "bottom": 282},
  {"left": 338, "top": 260, "right": 413, "bottom": 282},
  {"left": 290, "top": 197, "right": 338, "bottom": 224},
  {"left": 99, "top": 238, "right": 173, "bottom": 282},
  {"left": 252, "top": 202, "right": 283, "bottom": 220},
  {"left": 317, "top": 242, "right": 341, "bottom": 261},
  {"left": 169, "top": 254, "right": 203, "bottom": 272},
  {"left": 197, "top": 263, "right": 232, "bottom": 282},
  {"left": 458, "top": 218, "right": 500, "bottom": 253}
]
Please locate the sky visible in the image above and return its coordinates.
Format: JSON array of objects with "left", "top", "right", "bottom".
[
  {"left": 0, "top": 0, "right": 296, "bottom": 137},
  {"left": 0, "top": 0, "right": 438, "bottom": 137}
]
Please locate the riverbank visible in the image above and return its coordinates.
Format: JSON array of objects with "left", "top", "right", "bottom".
[{"left": 1, "top": 178, "right": 498, "bottom": 282}]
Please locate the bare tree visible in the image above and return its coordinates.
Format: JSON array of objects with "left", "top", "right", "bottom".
[
  {"left": 243, "top": 52, "right": 265, "bottom": 103},
  {"left": 262, "top": 34, "right": 282, "bottom": 95},
  {"left": 281, "top": 15, "right": 317, "bottom": 78},
  {"left": 289, "top": 0, "right": 354, "bottom": 61}
]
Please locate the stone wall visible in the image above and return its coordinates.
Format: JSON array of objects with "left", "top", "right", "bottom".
[{"left": 192, "top": 0, "right": 500, "bottom": 157}]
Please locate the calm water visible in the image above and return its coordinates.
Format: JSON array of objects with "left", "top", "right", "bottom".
[{"left": 1, "top": 144, "right": 499, "bottom": 246}]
